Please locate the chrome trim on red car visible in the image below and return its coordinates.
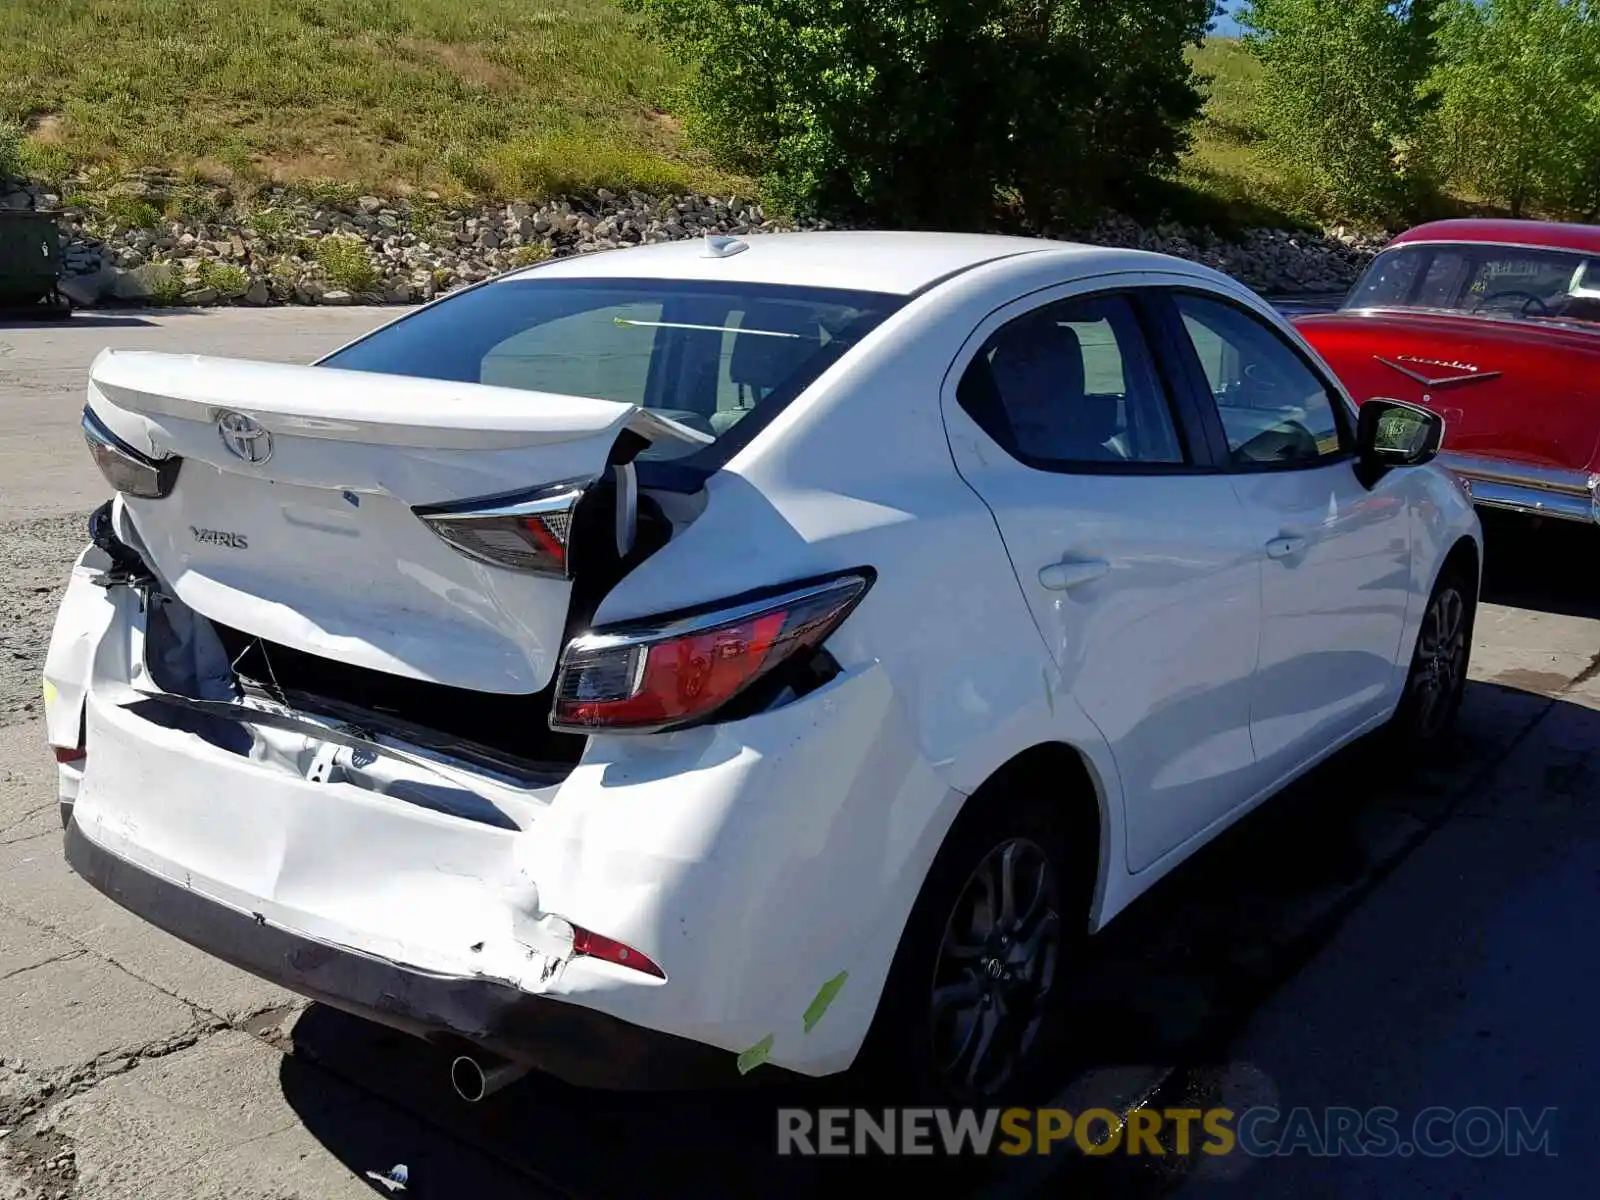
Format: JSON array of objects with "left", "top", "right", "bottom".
[
  {"left": 1440, "top": 452, "right": 1600, "bottom": 525},
  {"left": 1337, "top": 305, "right": 1600, "bottom": 338}
]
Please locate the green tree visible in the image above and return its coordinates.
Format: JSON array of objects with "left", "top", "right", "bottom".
[
  {"left": 621, "top": 0, "right": 1217, "bottom": 228},
  {"left": 1426, "top": 0, "right": 1600, "bottom": 219},
  {"left": 1241, "top": 0, "right": 1442, "bottom": 222}
]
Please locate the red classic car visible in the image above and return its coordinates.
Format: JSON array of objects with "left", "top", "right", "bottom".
[{"left": 1295, "top": 218, "right": 1600, "bottom": 526}]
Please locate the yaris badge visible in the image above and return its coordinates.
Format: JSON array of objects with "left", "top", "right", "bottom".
[{"left": 217, "top": 411, "right": 272, "bottom": 464}]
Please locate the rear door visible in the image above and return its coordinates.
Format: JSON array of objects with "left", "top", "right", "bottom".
[
  {"left": 1164, "top": 290, "right": 1413, "bottom": 779},
  {"left": 943, "top": 281, "right": 1263, "bottom": 874},
  {"left": 88, "top": 350, "right": 683, "bottom": 695}
]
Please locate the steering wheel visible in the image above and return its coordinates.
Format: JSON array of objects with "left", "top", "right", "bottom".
[
  {"left": 1241, "top": 362, "right": 1284, "bottom": 391},
  {"left": 1234, "top": 421, "right": 1320, "bottom": 465},
  {"left": 1474, "top": 290, "right": 1552, "bottom": 317}
]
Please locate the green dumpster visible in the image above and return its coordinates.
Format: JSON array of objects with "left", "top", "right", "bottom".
[{"left": 0, "top": 209, "right": 71, "bottom": 317}]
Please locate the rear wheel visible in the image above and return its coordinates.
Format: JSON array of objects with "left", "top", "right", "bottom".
[
  {"left": 1390, "top": 564, "right": 1475, "bottom": 749},
  {"left": 858, "top": 791, "right": 1085, "bottom": 1106}
]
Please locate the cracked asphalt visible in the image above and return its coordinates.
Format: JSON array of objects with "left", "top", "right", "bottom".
[{"left": 1, "top": 309, "right": 1597, "bottom": 1199}]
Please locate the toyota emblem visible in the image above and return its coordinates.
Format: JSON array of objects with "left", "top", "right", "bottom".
[{"left": 217, "top": 412, "right": 273, "bottom": 464}]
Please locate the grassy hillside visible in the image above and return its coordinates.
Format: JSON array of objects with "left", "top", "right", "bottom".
[
  {"left": 1, "top": 4, "right": 1285, "bottom": 223},
  {"left": 1182, "top": 38, "right": 1282, "bottom": 219},
  {"left": 0, "top": 0, "right": 729, "bottom": 200}
]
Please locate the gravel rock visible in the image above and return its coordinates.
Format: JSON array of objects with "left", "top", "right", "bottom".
[{"left": 1, "top": 169, "right": 1392, "bottom": 309}]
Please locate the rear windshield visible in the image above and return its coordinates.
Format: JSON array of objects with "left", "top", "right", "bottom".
[
  {"left": 320, "top": 276, "right": 904, "bottom": 464},
  {"left": 1344, "top": 243, "right": 1600, "bottom": 326}
]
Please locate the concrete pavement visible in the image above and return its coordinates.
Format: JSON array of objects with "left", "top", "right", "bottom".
[{"left": 0, "top": 308, "right": 393, "bottom": 523}]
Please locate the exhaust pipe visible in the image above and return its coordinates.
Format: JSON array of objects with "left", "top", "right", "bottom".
[{"left": 450, "top": 1053, "right": 530, "bottom": 1102}]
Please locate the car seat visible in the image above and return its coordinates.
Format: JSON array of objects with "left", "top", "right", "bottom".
[
  {"left": 716, "top": 304, "right": 826, "bottom": 434},
  {"left": 983, "top": 317, "right": 1122, "bottom": 461}
]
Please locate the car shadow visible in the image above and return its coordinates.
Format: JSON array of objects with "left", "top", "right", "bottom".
[
  {"left": 278, "top": 1006, "right": 979, "bottom": 1197},
  {"left": 0, "top": 312, "right": 160, "bottom": 329},
  {"left": 1479, "top": 510, "right": 1598, "bottom": 621},
  {"left": 277, "top": 690, "right": 1576, "bottom": 1199}
]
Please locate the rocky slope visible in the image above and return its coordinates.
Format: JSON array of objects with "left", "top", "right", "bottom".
[{"left": 0, "top": 172, "right": 1387, "bottom": 308}]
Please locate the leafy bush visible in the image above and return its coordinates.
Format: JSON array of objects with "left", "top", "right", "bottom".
[
  {"left": 622, "top": 0, "right": 1215, "bottom": 227},
  {"left": 0, "top": 118, "right": 23, "bottom": 178},
  {"left": 313, "top": 235, "right": 381, "bottom": 294},
  {"left": 90, "top": 192, "right": 163, "bottom": 231},
  {"left": 1426, "top": 0, "right": 1600, "bottom": 219},
  {"left": 509, "top": 243, "right": 551, "bottom": 267},
  {"left": 246, "top": 206, "right": 298, "bottom": 244},
  {"left": 1240, "top": 0, "right": 1441, "bottom": 223},
  {"left": 193, "top": 259, "right": 250, "bottom": 298},
  {"left": 147, "top": 263, "right": 186, "bottom": 306},
  {"left": 18, "top": 141, "right": 73, "bottom": 187}
]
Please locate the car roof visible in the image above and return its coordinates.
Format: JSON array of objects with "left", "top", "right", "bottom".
[
  {"left": 1387, "top": 219, "right": 1600, "bottom": 257},
  {"left": 495, "top": 230, "right": 1160, "bottom": 296}
]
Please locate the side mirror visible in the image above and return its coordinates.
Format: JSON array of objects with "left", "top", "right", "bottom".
[{"left": 1356, "top": 398, "right": 1443, "bottom": 485}]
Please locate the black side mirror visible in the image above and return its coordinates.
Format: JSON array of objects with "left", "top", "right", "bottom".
[{"left": 1355, "top": 398, "right": 1444, "bottom": 486}]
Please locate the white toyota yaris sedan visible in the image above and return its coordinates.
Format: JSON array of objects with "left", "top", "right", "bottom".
[{"left": 44, "top": 231, "right": 1480, "bottom": 1104}]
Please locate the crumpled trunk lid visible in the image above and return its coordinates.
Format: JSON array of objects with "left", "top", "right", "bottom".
[{"left": 87, "top": 349, "right": 685, "bottom": 694}]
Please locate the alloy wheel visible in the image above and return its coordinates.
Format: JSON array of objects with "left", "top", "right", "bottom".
[
  {"left": 1410, "top": 584, "right": 1469, "bottom": 740},
  {"left": 928, "top": 837, "right": 1062, "bottom": 1100}
]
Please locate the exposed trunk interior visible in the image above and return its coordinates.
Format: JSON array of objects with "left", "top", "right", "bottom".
[{"left": 131, "top": 455, "right": 681, "bottom": 779}]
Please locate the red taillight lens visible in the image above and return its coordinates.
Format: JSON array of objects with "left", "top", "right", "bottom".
[
  {"left": 572, "top": 926, "right": 664, "bottom": 978},
  {"left": 52, "top": 746, "right": 85, "bottom": 764},
  {"left": 414, "top": 481, "right": 584, "bottom": 578},
  {"left": 550, "top": 572, "right": 871, "bottom": 734}
]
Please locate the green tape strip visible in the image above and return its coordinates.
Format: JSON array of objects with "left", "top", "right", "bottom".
[
  {"left": 736, "top": 1033, "right": 774, "bottom": 1075},
  {"left": 802, "top": 971, "right": 848, "bottom": 1034}
]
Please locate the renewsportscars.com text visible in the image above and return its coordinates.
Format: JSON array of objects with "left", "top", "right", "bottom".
[{"left": 777, "top": 1106, "right": 1560, "bottom": 1158}]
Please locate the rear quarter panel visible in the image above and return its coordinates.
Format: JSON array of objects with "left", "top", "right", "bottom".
[{"left": 582, "top": 256, "right": 1137, "bottom": 1066}]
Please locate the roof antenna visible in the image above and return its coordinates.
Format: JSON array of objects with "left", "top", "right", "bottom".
[{"left": 702, "top": 233, "right": 749, "bottom": 259}]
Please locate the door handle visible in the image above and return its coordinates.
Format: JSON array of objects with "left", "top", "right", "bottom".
[
  {"left": 1038, "top": 557, "right": 1110, "bottom": 590},
  {"left": 1265, "top": 535, "right": 1307, "bottom": 559}
]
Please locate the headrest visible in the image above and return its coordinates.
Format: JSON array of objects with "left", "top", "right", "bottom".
[
  {"left": 988, "top": 319, "right": 1086, "bottom": 415},
  {"left": 985, "top": 319, "right": 1124, "bottom": 460},
  {"left": 729, "top": 304, "right": 824, "bottom": 390}
]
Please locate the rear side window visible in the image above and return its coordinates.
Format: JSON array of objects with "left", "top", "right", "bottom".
[
  {"left": 321, "top": 277, "right": 903, "bottom": 463},
  {"left": 956, "top": 293, "right": 1186, "bottom": 469}
]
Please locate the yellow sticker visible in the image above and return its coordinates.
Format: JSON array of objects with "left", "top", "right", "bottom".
[
  {"left": 42, "top": 677, "right": 56, "bottom": 708},
  {"left": 735, "top": 1033, "right": 774, "bottom": 1075},
  {"left": 802, "top": 971, "right": 848, "bottom": 1034}
]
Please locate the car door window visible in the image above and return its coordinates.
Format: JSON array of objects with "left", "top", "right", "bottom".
[
  {"left": 956, "top": 293, "right": 1185, "bottom": 468},
  {"left": 1174, "top": 293, "right": 1348, "bottom": 468}
]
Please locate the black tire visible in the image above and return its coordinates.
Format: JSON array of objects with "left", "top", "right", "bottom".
[
  {"left": 1389, "top": 561, "right": 1476, "bottom": 751},
  {"left": 855, "top": 786, "right": 1087, "bottom": 1107}
]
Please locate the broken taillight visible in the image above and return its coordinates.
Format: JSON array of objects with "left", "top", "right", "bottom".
[
  {"left": 572, "top": 926, "right": 664, "bottom": 978},
  {"left": 82, "top": 407, "right": 180, "bottom": 499},
  {"left": 550, "top": 571, "right": 871, "bottom": 735},
  {"left": 51, "top": 703, "right": 87, "bottom": 764},
  {"left": 413, "top": 480, "right": 586, "bottom": 578}
]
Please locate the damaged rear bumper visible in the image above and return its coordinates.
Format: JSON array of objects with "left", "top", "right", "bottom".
[
  {"left": 45, "top": 539, "right": 960, "bottom": 1086},
  {"left": 63, "top": 819, "right": 735, "bottom": 1089}
]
